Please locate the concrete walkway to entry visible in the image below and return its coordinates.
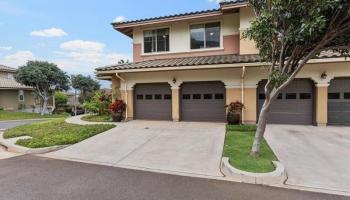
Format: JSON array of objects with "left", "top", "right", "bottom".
[
  {"left": 47, "top": 120, "right": 225, "bottom": 177},
  {"left": 265, "top": 125, "right": 350, "bottom": 194}
]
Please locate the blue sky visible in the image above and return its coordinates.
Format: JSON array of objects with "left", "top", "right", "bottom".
[{"left": 0, "top": 0, "right": 221, "bottom": 86}]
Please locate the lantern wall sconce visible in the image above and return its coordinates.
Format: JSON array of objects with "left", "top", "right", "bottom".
[{"left": 321, "top": 72, "right": 327, "bottom": 80}]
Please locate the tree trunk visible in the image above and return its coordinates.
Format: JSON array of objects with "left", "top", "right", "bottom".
[
  {"left": 41, "top": 97, "right": 48, "bottom": 116},
  {"left": 250, "top": 97, "right": 273, "bottom": 157}
]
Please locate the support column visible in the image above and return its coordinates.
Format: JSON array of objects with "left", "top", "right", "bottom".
[
  {"left": 315, "top": 84, "right": 329, "bottom": 126},
  {"left": 225, "top": 86, "right": 241, "bottom": 106},
  {"left": 121, "top": 89, "right": 134, "bottom": 121},
  {"left": 243, "top": 87, "right": 257, "bottom": 124},
  {"left": 172, "top": 87, "right": 180, "bottom": 122},
  {"left": 111, "top": 74, "right": 121, "bottom": 100}
]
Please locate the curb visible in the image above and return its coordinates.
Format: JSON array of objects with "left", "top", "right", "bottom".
[
  {"left": 0, "top": 133, "right": 69, "bottom": 154},
  {"left": 221, "top": 157, "right": 287, "bottom": 186}
]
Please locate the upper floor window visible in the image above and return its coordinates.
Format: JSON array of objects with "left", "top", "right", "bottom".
[
  {"left": 143, "top": 28, "right": 169, "bottom": 53},
  {"left": 190, "top": 22, "right": 220, "bottom": 50}
]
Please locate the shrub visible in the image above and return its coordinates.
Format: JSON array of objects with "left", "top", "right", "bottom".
[
  {"left": 83, "top": 91, "right": 111, "bottom": 115},
  {"left": 226, "top": 101, "right": 244, "bottom": 125},
  {"left": 110, "top": 99, "right": 126, "bottom": 122},
  {"left": 55, "top": 92, "right": 68, "bottom": 107}
]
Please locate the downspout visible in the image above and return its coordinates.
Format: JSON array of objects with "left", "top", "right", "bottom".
[
  {"left": 241, "top": 66, "right": 246, "bottom": 124},
  {"left": 115, "top": 73, "right": 128, "bottom": 121}
]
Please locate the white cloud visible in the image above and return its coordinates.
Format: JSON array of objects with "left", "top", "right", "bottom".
[
  {"left": 60, "top": 40, "right": 105, "bottom": 52},
  {"left": 0, "top": 46, "right": 13, "bottom": 51},
  {"left": 55, "top": 40, "right": 131, "bottom": 74},
  {"left": 0, "top": 50, "right": 35, "bottom": 67},
  {"left": 113, "top": 16, "right": 126, "bottom": 23},
  {"left": 208, "top": 0, "right": 225, "bottom": 3},
  {"left": 30, "top": 28, "right": 67, "bottom": 37}
]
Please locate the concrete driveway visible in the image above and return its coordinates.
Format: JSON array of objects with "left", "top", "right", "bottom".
[
  {"left": 47, "top": 120, "right": 225, "bottom": 177},
  {"left": 265, "top": 125, "right": 350, "bottom": 193}
]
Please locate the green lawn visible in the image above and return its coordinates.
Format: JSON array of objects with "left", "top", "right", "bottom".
[
  {"left": 0, "top": 110, "right": 69, "bottom": 121},
  {"left": 223, "top": 125, "right": 277, "bottom": 173},
  {"left": 3, "top": 118, "right": 115, "bottom": 148},
  {"left": 81, "top": 114, "right": 112, "bottom": 122}
]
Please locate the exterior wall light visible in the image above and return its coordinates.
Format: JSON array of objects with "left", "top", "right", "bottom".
[
  {"left": 172, "top": 77, "right": 177, "bottom": 84},
  {"left": 321, "top": 72, "right": 327, "bottom": 80}
]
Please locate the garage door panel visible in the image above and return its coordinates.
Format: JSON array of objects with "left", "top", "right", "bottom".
[
  {"left": 328, "top": 78, "right": 350, "bottom": 125},
  {"left": 258, "top": 79, "right": 314, "bottom": 125},
  {"left": 134, "top": 83, "right": 172, "bottom": 120},
  {"left": 181, "top": 82, "right": 226, "bottom": 122}
]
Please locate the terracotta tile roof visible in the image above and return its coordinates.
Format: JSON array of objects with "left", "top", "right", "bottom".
[
  {"left": 0, "top": 65, "right": 16, "bottom": 72},
  {"left": 95, "top": 52, "right": 347, "bottom": 73},
  {"left": 96, "top": 54, "right": 261, "bottom": 72},
  {"left": 112, "top": 1, "right": 247, "bottom": 26},
  {"left": 220, "top": 0, "right": 247, "bottom": 6},
  {"left": 0, "top": 77, "right": 32, "bottom": 89},
  {"left": 112, "top": 9, "right": 221, "bottom": 26}
]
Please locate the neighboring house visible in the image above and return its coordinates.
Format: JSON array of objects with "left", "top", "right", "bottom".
[
  {"left": 95, "top": 1, "right": 350, "bottom": 126},
  {"left": 0, "top": 65, "right": 37, "bottom": 111},
  {"left": 65, "top": 92, "right": 80, "bottom": 106}
]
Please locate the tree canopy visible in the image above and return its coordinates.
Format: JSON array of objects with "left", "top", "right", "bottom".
[
  {"left": 16, "top": 61, "right": 69, "bottom": 115},
  {"left": 244, "top": 0, "right": 350, "bottom": 156},
  {"left": 71, "top": 74, "right": 100, "bottom": 103}
]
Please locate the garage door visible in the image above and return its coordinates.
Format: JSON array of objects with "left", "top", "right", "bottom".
[
  {"left": 134, "top": 83, "right": 172, "bottom": 120},
  {"left": 181, "top": 82, "right": 226, "bottom": 122},
  {"left": 257, "top": 79, "right": 314, "bottom": 125},
  {"left": 328, "top": 78, "right": 350, "bottom": 125}
]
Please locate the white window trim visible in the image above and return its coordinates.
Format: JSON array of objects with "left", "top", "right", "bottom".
[
  {"left": 142, "top": 26, "right": 171, "bottom": 55},
  {"left": 188, "top": 20, "right": 223, "bottom": 51}
]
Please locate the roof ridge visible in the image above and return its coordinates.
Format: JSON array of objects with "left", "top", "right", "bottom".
[{"left": 112, "top": 8, "right": 221, "bottom": 26}]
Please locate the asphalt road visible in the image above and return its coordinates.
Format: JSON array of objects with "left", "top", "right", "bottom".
[
  {"left": 0, "top": 155, "right": 348, "bottom": 200},
  {"left": 0, "top": 119, "right": 46, "bottom": 130}
]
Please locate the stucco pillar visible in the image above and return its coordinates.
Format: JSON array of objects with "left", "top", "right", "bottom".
[
  {"left": 111, "top": 74, "right": 121, "bottom": 100},
  {"left": 171, "top": 87, "right": 180, "bottom": 122},
  {"left": 243, "top": 87, "right": 257, "bottom": 124},
  {"left": 121, "top": 89, "right": 134, "bottom": 121},
  {"left": 225, "top": 87, "right": 241, "bottom": 105},
  {"left": 315, "top": 84, "right": 329, "bottom": 126}
]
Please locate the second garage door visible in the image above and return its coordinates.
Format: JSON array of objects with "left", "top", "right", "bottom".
[
  {"left": 328, "top": 78, "right": 350, "bottom": 125},
  {"left": 181, "top": 82, "right": 226, "bottom": 122},
  {"left": 134, "top": 83, "right": 172, "bottom": 120},
  {"left": 257, "top": 79, "right": 314, "bottom": 125}
]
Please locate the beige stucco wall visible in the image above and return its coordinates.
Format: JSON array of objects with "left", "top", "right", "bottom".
[
  {"left": 239, "top": 7, "right": 259, "bottom": 55},
  {"left": 110, "top": 60, "right": 350, "bottom": 124},
  {"left": 243, "top": 88, "right": 257, "bottom": 124},
  {"left": 226, "top": 88, "right": 241, "bottom": 105},
  {"left": 132, "top": 13, "right": 240, "bottom": 54},
  {"left": 172, "top": 89, "right": 180, "bottom": 121},
  {"left": 120, "top": 90, "right": 134, "bottom": 120},
  {"left": 315, "top": 86, "right": 328, "bottom": 126},
  {"left": 111, "top": 74, "right": 121, "bottom": 100},
  {"left": 0, "top": 90, "right": 35, "bottom": 110}
]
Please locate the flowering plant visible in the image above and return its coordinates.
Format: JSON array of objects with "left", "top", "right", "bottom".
[{"left": 109, "top": 99, "right": 126, "bottom": 114}]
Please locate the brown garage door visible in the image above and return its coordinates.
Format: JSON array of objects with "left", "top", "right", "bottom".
[
  {"left": 257, "top": 79, "right": 314, "bottom": 125},
  {"left": 134, "top": 83, "right": 172, "bottom": 120},
  {"left": 181, "top": 81, "right": 226, "bottom": 122},
  {"left": 328, "top": 78, "right": 350, "bottom": 125}
]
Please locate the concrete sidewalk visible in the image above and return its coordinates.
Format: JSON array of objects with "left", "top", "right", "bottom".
[{"left": 47, "top": 120, "right": 226, "bottom": 177}]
